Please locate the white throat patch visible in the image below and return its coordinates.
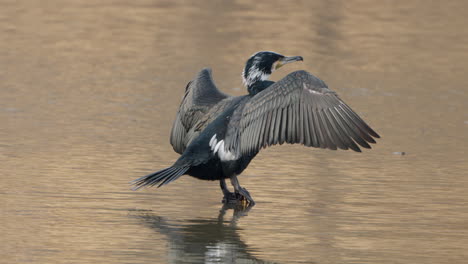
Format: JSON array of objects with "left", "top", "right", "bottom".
[{"left": 242, "top": 57, "right": 271, "bottom": 87}]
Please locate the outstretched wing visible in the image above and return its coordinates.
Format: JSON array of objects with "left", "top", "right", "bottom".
[
  {"left": 170, "top": 68, "right": 230, "bottom": 154},
  {"left": 226, "top": 70, "right": 380, "bottom": 156}
]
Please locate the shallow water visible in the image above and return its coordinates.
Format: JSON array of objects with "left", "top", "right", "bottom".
[{"left": 1, "top": 1, "right": 467, "bottom": 263}]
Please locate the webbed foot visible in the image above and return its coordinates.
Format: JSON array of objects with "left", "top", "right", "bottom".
[
  {"left": 222, "top": 191, "right": 238, "bottom": 204},
  {"left": 221, "top": 189, "right": 255, "bottom": 206},
  {"left": 236, "top": 187, "right": 255, "bottom": 206},
  {"left": 220, "top": 177, "right": 255, "bottom": 206}
]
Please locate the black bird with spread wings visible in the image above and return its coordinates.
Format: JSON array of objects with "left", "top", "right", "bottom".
[{"left": 133, "top": 51, "right": 380, "bottom": 205}]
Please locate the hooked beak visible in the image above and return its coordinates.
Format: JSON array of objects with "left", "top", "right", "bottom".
[{"left": 275, "top": 55, "right": 303, "bottom": 70}]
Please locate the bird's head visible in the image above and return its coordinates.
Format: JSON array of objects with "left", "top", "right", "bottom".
[{"left": 242, "top": 51, "right": 303, "bottom": 89}]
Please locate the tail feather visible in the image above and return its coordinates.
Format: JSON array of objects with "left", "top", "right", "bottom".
[{"left": 132, "top": 166, "right": 189, "bottom": 190}]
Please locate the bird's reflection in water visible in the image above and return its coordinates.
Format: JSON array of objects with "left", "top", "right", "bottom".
[{"left": 135, "top": 204, "right": 278, "bottom": 264}]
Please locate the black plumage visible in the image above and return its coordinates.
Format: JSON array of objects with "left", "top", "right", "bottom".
[{"left": 133, "top": 51, "right": 380, "bottom": 205}]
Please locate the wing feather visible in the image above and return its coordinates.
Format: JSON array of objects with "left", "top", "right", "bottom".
[
  {"left": 231, "top": 70, "right": 379, "bottom": 155},
  {"left": 302, "top": 103, "right": 311, "bottom": 146},
  {"left": 170, "top": 68, "right": 229, "bottom": 154},
  {"left": 273, "top": 107, "right": 282, "bottom": 145},
  {"left": 256, "top": 111, "right": 267, "bottom": 150},
  {"left": 312, "top": 106, "right": 326, "bottom": 148},
  {"left": 269, "top": 108, "right": 278, "bottom": 145},
  {"left": 324, "top": 109, "right": 349, "bottom": 150}
]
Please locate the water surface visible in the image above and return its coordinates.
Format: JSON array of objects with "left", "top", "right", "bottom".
[{"left": 1, "top": 1, "right": 467, "bottom": 263}]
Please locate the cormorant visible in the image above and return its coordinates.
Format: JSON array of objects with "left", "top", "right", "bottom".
[{"left": 133, "top": 51, "right": 380, "bottom": 205}]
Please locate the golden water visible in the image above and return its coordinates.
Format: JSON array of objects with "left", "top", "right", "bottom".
[{"left": 1, "top": 1, "right": 467, "bottom": 263}]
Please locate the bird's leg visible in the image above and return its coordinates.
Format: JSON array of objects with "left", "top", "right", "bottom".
[
  {"left": 230, "top": 175, "right": 255, "bottom": 206},
  {"left": 220, "top": 178, "right": 237, "bottom": 204}
]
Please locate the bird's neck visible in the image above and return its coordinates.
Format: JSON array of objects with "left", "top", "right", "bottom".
[
  {"left": 247, "top": 80, "right": 275, "bottom": 96},
  {"left": 243, "top": 66, "right": 273, "bottom": 95}
]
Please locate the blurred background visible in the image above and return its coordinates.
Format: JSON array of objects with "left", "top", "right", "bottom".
[{"left": 1, "top": 0, "right": 467, "bottom": 263}]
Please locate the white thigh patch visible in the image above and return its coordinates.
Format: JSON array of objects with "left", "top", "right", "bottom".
[{"left": 209, "top": 134, "right": 237, "bottom": 161}]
